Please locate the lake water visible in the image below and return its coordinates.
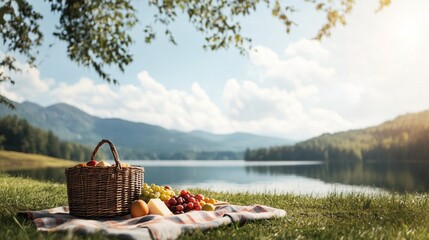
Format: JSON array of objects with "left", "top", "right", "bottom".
[{"left": 6, "top": 160, "right": 429, "bottom": 195}]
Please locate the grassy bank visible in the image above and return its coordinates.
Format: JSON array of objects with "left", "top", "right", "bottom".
[
  {"left": 1, "top": 174, "right": 429, "bottom": 240},
  {"left": 0, "top": 150, "right": 77, "bottom": 170}
]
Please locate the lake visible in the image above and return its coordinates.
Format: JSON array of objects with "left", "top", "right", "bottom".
[{"left": 6, "top": 160, "right": 429, "bottom": 195}]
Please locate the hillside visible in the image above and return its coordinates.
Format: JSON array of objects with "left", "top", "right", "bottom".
[
  {"left": 0, "top": 116, "right": 94, "bottom": 161},
  {"left": 0, "top": 101, "right": 292, "bottom": 159},
  {"left": 0, "top": 150, "right": 76, "bottom": 170},
  {"left": 245, "top": 110, "right": 429, "bottom": 161}
]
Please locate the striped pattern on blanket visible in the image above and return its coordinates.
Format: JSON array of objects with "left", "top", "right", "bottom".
[{"left": 20, "top": 204, "right": 286, "bottom": 240}]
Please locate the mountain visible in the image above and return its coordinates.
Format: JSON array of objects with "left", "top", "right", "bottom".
[
  {"left": 188, "top": 130, "right": 289, "bottom": 150},
  {"left": 245, "top": 110, "right": 429, "bottom": 161},
  {"left": 0, "top": 101, "right": 292, "bottom": 159},
  {"left": 0, "top": 101, "right": 99, "bottom": 143}
]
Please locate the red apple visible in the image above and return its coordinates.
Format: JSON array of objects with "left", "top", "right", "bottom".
[{"left": 86, "top": 159, "right": 98, "bottom": 166}]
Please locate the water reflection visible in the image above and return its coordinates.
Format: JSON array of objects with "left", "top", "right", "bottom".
[
  {"left": 5, "top": 161, "right": 429, "bottom": 194},
  {"left": 245, "top": 161, "right": 429, "bottom": 193}
]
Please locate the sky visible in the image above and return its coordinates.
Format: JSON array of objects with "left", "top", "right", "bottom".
[{"left": 1, "top": 0, "right": 429, "bottom": 141}]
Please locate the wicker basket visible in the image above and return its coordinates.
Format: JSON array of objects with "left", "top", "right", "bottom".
[{"left": 65, "top": 139, "right": 144, "bottom": 217}]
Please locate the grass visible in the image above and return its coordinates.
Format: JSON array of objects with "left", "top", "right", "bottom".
[
  {"left": 0, "top": 150, "right": 76, "bottom": 170},
  {"left": 2, "top": 173, "right": 429, "bottom": 239}
]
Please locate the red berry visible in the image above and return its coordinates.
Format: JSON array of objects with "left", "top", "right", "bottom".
[
  {"left": 195, "top": 194, "right": 204, "bottom": 201},
  {"left": 176, "top": 205, "right": 184, "bottom": 211},
  {"left": 180, "top": 190, "right": 188, "bottom": 196},
  {"left": 194, "top": 204, "right": 202, "bottom": 210},
  {"left": 169, "top": 198, "right": 177, "bottom": 205},
  {"left": 187, "top": 202, "right": 194, "bottom": 209},
  {"left": 188, "top": 197, "right": 196, "bottom": 203},
  {"left": 177, "top": 197, "right": 184, "bottom": 204}
]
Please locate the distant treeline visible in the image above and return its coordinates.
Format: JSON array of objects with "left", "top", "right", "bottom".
[
  {"left": 245, "top": 111, "right": 429, "bottom": 162},
  {"left": 0, "top": 115, "right": 93, "bottom": 161}
]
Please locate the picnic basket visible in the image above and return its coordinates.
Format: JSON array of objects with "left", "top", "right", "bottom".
[{"left": 65, "top": 139, "right": 144, "bottom": 217}]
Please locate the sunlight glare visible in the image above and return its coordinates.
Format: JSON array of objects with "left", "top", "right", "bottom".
[{"left": 397, "top": 18, "right": 422, "bottom": 44}]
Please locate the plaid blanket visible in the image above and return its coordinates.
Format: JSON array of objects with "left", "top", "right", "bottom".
[{"left": 19, "top": 204, "right": 286, "bottom": 240}]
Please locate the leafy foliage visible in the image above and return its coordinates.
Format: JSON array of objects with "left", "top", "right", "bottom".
[
  {"left": 246, "top": 110, "right": 429, "bottom": 161},
  {"left": 0, "top": 0, "right": 391, "bottom": 107},
  {"left": 48, "top": 0, "right": 137, "bottom": 83},
  {"left": 0, "top": 115, "right": 93, "bottom": 161}
]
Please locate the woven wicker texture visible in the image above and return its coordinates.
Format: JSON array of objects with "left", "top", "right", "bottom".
[{"left": 65, "top": 139, "right": 144, "bottom": 217}]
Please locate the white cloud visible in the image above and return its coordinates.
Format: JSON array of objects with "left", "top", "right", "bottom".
[
  {"left": 0, "top": 58, "right": 53, "bottom": 103},
  {"left": 250, "top": 45, "right": 336, "bottom": 90},
  {"left": 249, "top": 46, "right": 279, "bottom": 68},
  {"left": 223, "top": 79, "right": 303, "bottom": 121},
  {"left": 285, "top": 39, "right": 330, "bottom": 63},
  {"left": 0, "top": 63, "right": 230, "bottom": 133},
  {"left": 222, "top": 79, "right": 352, "bottom": 139},
  {"left": 46, "top": 71, "right": 229, "bottom": 133}
]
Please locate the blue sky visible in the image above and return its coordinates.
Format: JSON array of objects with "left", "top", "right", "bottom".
[{"left": 1, "top": 0, "right": 429, "bottom": 140}]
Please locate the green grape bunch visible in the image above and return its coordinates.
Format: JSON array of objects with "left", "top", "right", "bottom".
[{"left": 141, "top": 183, "right": 175, "bottom": 202}]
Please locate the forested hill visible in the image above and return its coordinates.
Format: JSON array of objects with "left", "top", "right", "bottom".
[
  {"left": 0, "top": 116, "right": 93, "bottom": 162},
  {"left": 245, "top": 110, "right": 429, "bottom": 161}
]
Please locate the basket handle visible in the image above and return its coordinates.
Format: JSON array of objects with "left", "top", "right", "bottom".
[{"left": 90, "top": 139, "right": 122, "bottom": 170}]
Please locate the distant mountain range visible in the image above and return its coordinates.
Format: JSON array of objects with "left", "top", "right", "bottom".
[
  {"left": 0, "top": 101, "right": 292, "bottom": 159},
  {"left": 246, "top": 109, "right": 429, "bottom": 161}
]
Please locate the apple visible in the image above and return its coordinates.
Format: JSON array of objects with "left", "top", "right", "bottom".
[
  {"left": 86, "top": 159, "right": 98, "bottom": 166},
  {"left": 202, "top": 203, "right": 215, "bottom": 211},
  {"left": 164, "top": 185, "right": 172, "bottom": 190}
]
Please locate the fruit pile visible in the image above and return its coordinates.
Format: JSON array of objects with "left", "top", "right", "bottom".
[
  {"left": 165, "top": 189, "right": 203, "bottom": 214},
  {"left": 73, "top": 160, "right": 131, "bottom": 167},
  {"left": 131, "top": 183, "right": 219, "bottom": 217}
]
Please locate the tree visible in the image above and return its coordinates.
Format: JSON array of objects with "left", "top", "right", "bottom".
[
  {"left": 0, "top": 0, "right": 391, "bottom": 108},
  {"left": 0, "top": 134, "right": 5, "bottom": 149}
]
